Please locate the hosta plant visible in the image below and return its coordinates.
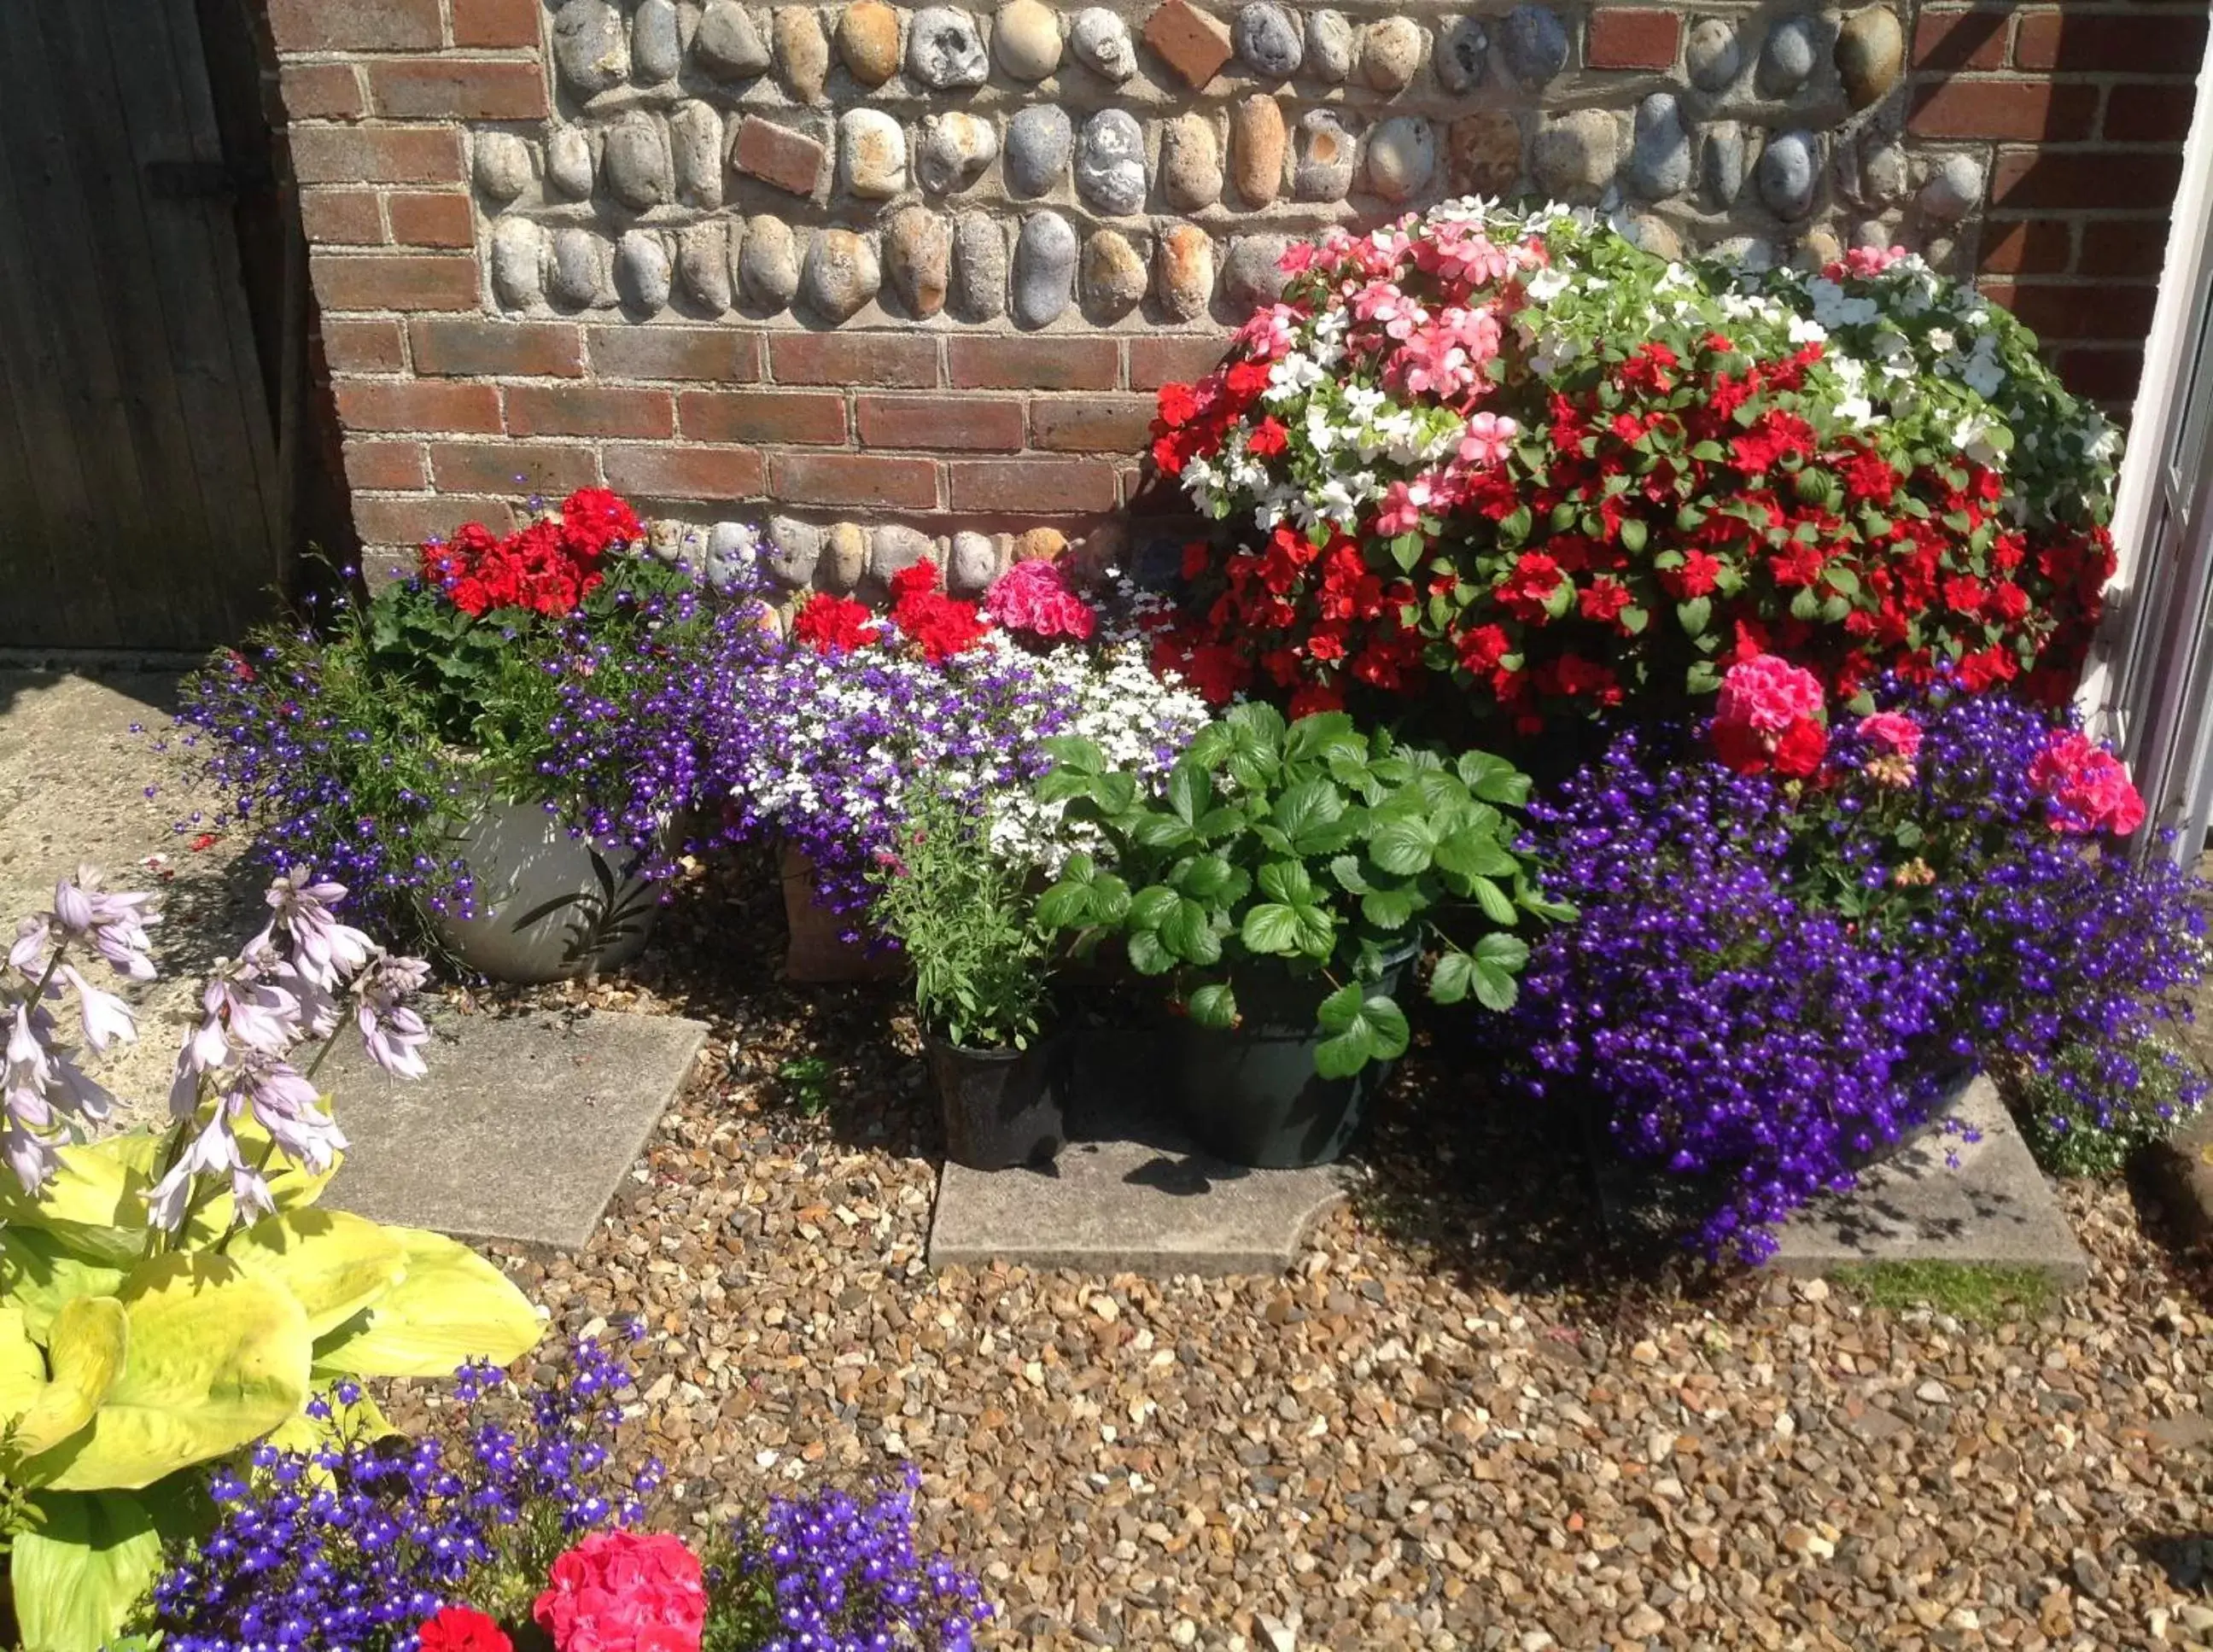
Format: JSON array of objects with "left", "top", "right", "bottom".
[
  {"left": 1036, "top": 704, "right": 1563, "bottom": 1076},
  {"left": 0, "top": 869, "right": 541, "bottom": 1652}
]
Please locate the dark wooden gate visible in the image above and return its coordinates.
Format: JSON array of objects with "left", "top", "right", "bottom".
[{"left": 0, "top": 0, "right": 285, "bottom": 652}]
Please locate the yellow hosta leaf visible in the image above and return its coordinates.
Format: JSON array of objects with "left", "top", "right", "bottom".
[
  {"left": 0, "top": 1141, "right": 154, "bottom": 1263},
  {"left": 227, "top": 1208, "right": 406, "bottom": 1340},
  {"left": 0, "top": 1228, "right": 127, "bottom": 1345},
  {"left": 12, "top": 1491, "right": 163, "bottom": 1652},
  {"left": 0, "top": 1305, "right": 49, "bottom": 1422},
  {"left": 312, "top": 1227, "right": 541, "bottom": 1378},
  {"left": 13, "top": 1298, "right": 126, "bottom": 1457}
]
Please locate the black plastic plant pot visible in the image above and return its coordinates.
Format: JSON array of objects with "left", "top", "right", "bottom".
[
  {"left": 1171, "top": 953, "right": 1414, "bottom": 1170},
  {"left": 924, "top": 1034, "right": 1066, "bottom": 1170}
]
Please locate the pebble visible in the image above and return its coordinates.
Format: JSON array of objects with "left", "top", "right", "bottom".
[
  {"left": 800, "top": 228, "right": 879, "bottom": 322},
  {"left": 695, "top": 0, "right": 772, "bottom": 77},
  {"left": 631, "top": 0, "right": 683, "bottom": 81},
  {"left": 1435, "top": 15, "right": 1488, "bottom": 92},
  {"left": 615, "top": 229, "right": 672, "bottom": 312},
  {"left": 836, "top": 0, "right": 903, "bottom": 86},
  {"left": 677, "top": 221, "right": 733, "bottom": 312},
  {"left": 1702, "top": 122, "right": 1745, "bottom": 207},
  {"left": 1625, "top": 91, "right": 1690, "bottom": 200},
  {"left": 1229, "top": 95, "right": 1286, "bottom": 207},
  {"left": 1760, "top": 14, "right": 1819, "bottom": 96},
  {"left": 740, "top": 213, "right": 801, "bottom": 308},
  {"left": 883, "top": 206, "right": 949, "bottom": 318},
  {"left": 705, "top": 523, "right": 756, "bottom": 591},
  {"left": 669, "top": 102, "right": 724, "bottom": 210},
  {"left": 1004, "top": 104, "right": 1072, "bottom": 197},
  {"left": 603, "top": 112, "right": 671, "bottom": 209},
  {"left": 1081, "top": 228, "right": 1147, "bottom": 318},
  {"left": 1363, "top": 115, "right": 1434, "bottom": 206},
  {"left": 1359, "top": 17, "right": 1424, "bottom": 93},
  {"left": 1448, "top": 110, "right": 1521, "bottom": 196},
  {"left": 915, "top": 111, "right": 997, "bottom": 194},
  {"left": 1235, "top": 3, "right": 1302, "bottom": 79},
  {"left": 1836, "top": 6, "right": 1904, "bottom": 108},
  {"left": 1626, "top": 213, "right": 1680, "bottom": 260},
  {"left": 1012, "top": 209, "right": 1077, "bottom": 326},
  {"left": 1155, "top": 221, "right": 1214, "bottom": 320},
  {"left": 993, "top": 0, "right": 1062, "bottom": 80},
  {"left": 550, "top": 225, "right": 604, "bottom": 307},
  {"left": 774, "top": 4, "right": 831, "bottom": 100},
  {"left": 1498, "top": 3, "right": 1567, "bottom": 84},
  {"left": 1159, "top": 114, "right": 1222, "bottom": 210},
  {"left": 1859, "top": 140, "right": 1909, "bottom": 205},
  {"left": 1223, "top": 233, "right": 1288, "bottom": 313},
  {"left": 948, "top": 531, "right": 998, "bottom": 594},
  {"left": 491, "top": 217, "right": 546, "bottom": 309},
  {"left": 1069, "top": 7, "right": 1136, "bottom": 79},
  {"left": 838, "top": 108, "right": 907, "bottom": 198},
  {"left": 1918, "top": 152, "right": 1983, "bottom": 220},
  {"left": 823, "top": 524, "right": 867, "bottom": 593},
  {"left": 548, "top": 128, "right": 596, "bottom": 199},
  {"left": 474, "top": 132, "right": 532, "bottom": 202},
  {"left": 1758, "top": 128, "right": 1819, "bottom": 219},
  {"left": 1075, "top": 109, "right": 1147, "bottom": 214},
  {"left": 1531, "top": 108, "right": 1618, "bottom": 198},
  {"left": 951, "top": 211, "right": 1007, "bottom": 319},
  {"left": 1293, "top": 109, "right": 1355, "bottom": 201},
  {"left": 1305, "top": 8, "right": 1352, "bottom": 80},
  {"left": 765, "top": 517, "right": 820, "bottom": 587},
  {"left": 870, "top": 524, "right": 933, "bottom": 583},
  {"left": 552, "top": 0, "right": 628, "bottom": 94},
  {"left": 907, "top": 6, "right": 987, "bottom": 87},
  {"left": 1685, "top": 16, "right": 1741, "bottom": 90}
]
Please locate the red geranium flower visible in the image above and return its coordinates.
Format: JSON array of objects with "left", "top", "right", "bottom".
[
  {"left": 792, "top": 593, "right": 879, "bottom": 656},
  {"left": 417, "top": 1606, "right": 511, "bottom": 1652}
]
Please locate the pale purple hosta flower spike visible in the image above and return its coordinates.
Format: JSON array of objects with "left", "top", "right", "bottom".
[
  {"left": 56, "top": 966, "right": 135, "bottom": 1054},
  {"left": 259, "top": 869, "right": 375, "bottom": 991},
  {"left": 149, "top": 1054, "right": 348, "bottom": 1229},
  {"left": 50, "top": 867, "right": 159, "bottom": 981},
  {"left": 352, "top": 952, "right": 432, "bottom": 1079}
]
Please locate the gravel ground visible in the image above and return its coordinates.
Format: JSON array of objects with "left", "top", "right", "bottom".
[{"left": 458, "top": 858, "right": 2213, "bottom": 1652}]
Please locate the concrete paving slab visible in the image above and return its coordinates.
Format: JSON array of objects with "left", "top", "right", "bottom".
[
  {"left": 1770, "top": 1075, "right": 2089, "bottom": 1289},
  {"left": 323, "top": 1007, "right": 707, "bottom": 1251}
]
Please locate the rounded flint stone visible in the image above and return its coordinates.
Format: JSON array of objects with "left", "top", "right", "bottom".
[
  {"left": 696, "top": 2, "right": 773, "bottom": 77},
  {"left": 1498, "top": 4, "right": 1567, "bottom": 85},
  {"left": 604, "top": 112, "right": 672, "bottom": 209},
  {"left": 1760, "top": 15, "right": 1818, "bottom": 96},
  {"left": 707, "top": 523, "right": 757, "bottom": 593},
  {"left": 1359, "top": 17, "right": 1423, "bottom": 93},
  {"left": 1229, "top": 94, "right": 1285, "bottom": 207},
  {"left": 552, "top": 0, "right": 628, "bottom": 94},
  {"left": 908, "top": 6, "right": 988, "bottom": 88},
  {"left": 1013, "top": 210, "right": 1077, "bottom": 327},
  {"left": 741, "top": 214, "right": 801, "bottom": 309},
  {"left": 1702, "top": 123, "right": 1745, "bottom": 207},
  {"left": 1075, "top": 108, "right": 1147, "bottom": 215},
  {"left": 774, "top": 6, "right": 831, "bottom": 100},
  {"left": 1305, "top": 9, "right": 1352, "bottom": 81},
  {"left": 884, "top": 204, "right": 950, "bottom": 318},
  {"left": 551, "top": 227, "right": 605, "bottom": 307},
  {"left": 1758, "top": 129, "right": 1819, "bottom": 219},
  {"left": 677, "top": 221, "right": 734, "bottom": 312},
  {"left": 917, "top": 111, "right": 999, "bottom": 194},
  {"left": 839, "top": 108, "right": 908, "bottom": 198},
  {"left": 1159, "top": 113, "right": 1223, "bottom": 210},
  {"left": 1070, "top": 7, "right": 1136, "bottom": 79},
  {"left": 1005, "top": 104, "right": 1073, "bottom": 197},
  {"left": 492, "top": 218, "right": 546, "bottom": 309},
  {"left": 1836, "top": 6, "right": 1904, "bottom": 109},
  {"left": 801, "top": 228, "right": 880, "bottom": 322},
  {"left": 632, "top": 0, "right": 683, "bottom": 81},
  {"left": 616, "top": 231, "right": 672, "bottom": 313},
  {"left": 952, "top": 211, "right": 1007, "bottom": 320},
  {"left": 1082, "top": 227, "right": 1147, "bottom": 318},
  {"left": 1530, "top": 108, "right": 1618, "bottom": 197},
  {"left": 1235, "top": 3, "right": 1302, "bottom": 79},
  {"left": 948, "top": 531, "right": 998, "bottom": 595},
  {"left": 1685, "top": 18, "right": 1741, "bottom": 91},
  {"left": 767, "top": 518, "right": 821, "bottom": 588},
  {"left": 1435, "top": 15, "right": 1488, "bottom": 94},
  {"left": 870, "top": 524, "right": 934, "bottom": 584},
  {"left": 1918, "top": 152, "right": 1984, "bottom": 221},
  {"left": 670, "top": 102, "right": 726, "bottom": 209},
  {"left": 475, "top": 131, "right": 532, "bottom": 201},
  {"left": 823, "top": 523, "right": 867, "bottom": 592},
  {"left": 1363, "top": 116, "right": 1434, "bottom": 206},
  {"left": 1223, "top": 236, "right": 1288, "bottom": 315},
  {"left": 993, "top": 0, "right": 1064, "bottom": 80},
  {"left": 1155, "top": 222, "right": 1213, "bottom": 321},
  {"left": 548, "top": 129, "right": 595, "bottom": 200},
  {"left": 1626, "top": 92, "right": 1689, "bottom": 201},
  {"left": 837, "top": 0, "right": 903, "bottom": 85}
]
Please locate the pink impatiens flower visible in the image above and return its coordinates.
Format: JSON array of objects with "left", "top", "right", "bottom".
[
  {"left": 1457, "top": 412, "right": 1521, "bottom": 469},
  {"left": 1375, "top": 477, "right": 1438, "bottom": 537}
]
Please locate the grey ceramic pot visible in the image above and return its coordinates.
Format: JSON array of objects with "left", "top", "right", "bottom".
[{"left": 429, "top": 798, "right": 665, "bottom": 984}]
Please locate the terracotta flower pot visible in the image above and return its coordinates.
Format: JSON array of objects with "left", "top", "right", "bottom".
[{"left": 779, "top": 845, "right": 899, "bottom": 984}]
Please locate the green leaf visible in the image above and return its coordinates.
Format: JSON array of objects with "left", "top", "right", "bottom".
[
  {"left": 1369, "top": 814, "right": 1438, "bottom": 877},
  {"left": 1470, "top": 960, "right": 1521, "bottom": 1013},
  {"left": 1470, "top": 877, "right": 1517, "bottom": 925},
  {"left": 1429, "top": 951, "right": 1474, "bottom": 1006},
  {"left": 1173, "top": 855, "right": 1241, "bottom": 902},
  {"left": 1131, "top": 814, "right": 1195, "bottom": 852},
  {"left": 1185, "top": 983, "right": 1238, "bottom": 1031},
  {"left": 1034, "top": 881, "right": 1095, "bottom": 931},
  {"left": 1328, "top": 855, "right": 1373, "bottom": 896},
  {"left": 1454, "top": 750, "right": 1532, "bottom": 808},
  {"left": 1241, "top": 904, "right": 1303, "bottom": 955},
  {"left": 1789, "top": 586, "right": 1820, "bottom": 622},
  {"left": 226, "top": 1208, "right": 410, "bottom": 1341},
  {"left": 1166, "top": 762, "right": 1212, "bottom": 826},
  {"left": 1283, "top": 712, "right": 1362, "bottom": 765},
  {"left": 1041, "top": 735, "right": 1105, "bottom": 775},
  {"left": 1129, "top": 885, "right": 1181, "bottom": 931},
  {"left": 308, "top": 1228, "right": 540, "bottom": 1381},
  {"left": 1160, "top": 899, "right": 1221, "bottom": 966},
  {"left": 1473, "top": 931, "right": 1531, "bottom": 972},
  {"left": 1271, "top": 779, "right": 1347, "bottom": 855},
  {"left": 1433, "top": 828, "right": 1520, "bottom": 882},
  {"left": 1618, "top": 518, "right": 1648, "bottom": 554},
  {"left": 1388, "top": 531, "right": 1423, "bottom": 572},
  {"left": 0, "top": 1229, "right": 126, "bottom": 1346},
  {"left": 13, "top": 1298, "right": 126, "bottom": 1458},
  {"left": 1125, "top": 929, "right": 1175, "bottom": 976},
  {"left": 1677, "top": 597, "right": 1712, "bottom": 639},
  {"left": 1257, "top": 860, "right": 1314, "bottom": 907},
  {"left": 1313, "top": 984, "right": 1410, "bottom": 1079},
  {"left": 14, "top": 1491, "right": 164, "bottom": 1652},
  {"left": 1293, "top": 905, "right": 1336, "bottom": 960},
  {"left": 1361, "top": 887, "right": 1418, "bottom": 931}
]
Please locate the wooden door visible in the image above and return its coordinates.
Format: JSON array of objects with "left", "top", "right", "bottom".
[{"left": 0, "top": 0, "right": 283, "bottom": 652}]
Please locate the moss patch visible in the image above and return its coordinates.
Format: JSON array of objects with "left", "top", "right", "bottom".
[{"left": 1832, "top": 1260, "right": 2054, "bottom": 1322}]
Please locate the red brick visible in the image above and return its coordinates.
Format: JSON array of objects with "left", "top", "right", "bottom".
[
  {"left": 678, "top": 390, "right": 849, "bottom": 444},
  {"left": 948, "top": 336, "right": 1118, "bottom": 391},
  {"left": 1128, "top": 334, "right": 1231, "bottom": 389},
  {"left": 1028, "top": 395, "right": 1154, "bottom": 453},
  {"left": 2014, "top": 9, "right": 2208, "bottom": 72},
  {"left": 311, "top": 252, "right": 480, "bottom": 312},
  {"left": 410, "top": 318, "right": 585, "bottom": 377},
  {"left": 1912, "top": 9, "right": 2010, "bottom": 71},
  {"left": 366, "top": 59, "right": 548, "bottom": 120},
  {"left": 1976, "top": 219, "right": 2075, "bottom": 276},
  {"left": 265, "top": 0, "right": 441, "bottom": 51},
  {"left": 290, "top": 126, "right": 464, "bottom": 186},
  {"left": 730, "top": 116, "right": 826, "bottom": 196},
  {"left": 1586, "top": 7, "right": 1680, "bottom": 70},
  {"left": 300, "top": 188, "right": 383, "bottom": 246},
  {"left": 505, "top": 384, "right": 676, "bottom": 439},
  {"left": 1907, "top": 79, "right": 2098, "bottom": 140},
  {"left": 2054, "top": 346, "right": 2147, "bottom": 405},
  {"left": 1992, "top": 147, "right": 2185, "bottom": 207},
  {"left": 769, "top": 333, "right": 939, "bottom": 388},
  {"left": 355, "top": 494, "right": 522, "bottom": 546},
  {"left": 452, "top": 0, "right": 545, "bottom": 48},
  {"left": 604, "top": 445, "right": 769, "bottom": 500},
  {"left": 334, "top": 378, "right": 503, "bottom": 435},
  {"left": 948, "top": 458, "right": 1118, "bottom": 513},
  {"left": 1142, "top": 0, "right": 1235, "bottom": 90},
  {"left": 2105, "top": 83, "right": 2202, "bottom": 143},
  {"left": 321, "top": 318, "right": 407, "bottom": 374},
  {"left": 2076, "top": 218, "right": 2178, "bottom": 278},
  {"left": 588, "top": 328, "right": 764, "bottom": 381},
  {"left": 1981, "top": 280, "right": 2159, "bottom": 341},
  {"left": 428, "top": 441, "right": 603, "bottom": 494},
  {"left": 342, "top": 438, "right": 428, "bottom": 492},
  {"left": 387, "top": 192, "right": 475, "bottom": 248},
  {"left": 279, "top": 62, "right": 365, "bottom": 120},
  {"left": 855, "top": 394, "right": 1024, "bottom": 451},
  {"left": 768, "top": 452, "right": 937, "bottom": 509}
]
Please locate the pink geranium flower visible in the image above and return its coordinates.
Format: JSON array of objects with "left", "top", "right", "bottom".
[
  {"left": 984, "top": 557, "right": 1096, "bottom": 643},
  {"left": 1712, "top": 655, "right": 1827, "bottom": 779},
  {"left": 534, "top": 1532, "right": 706, "bottom": 1652},
  {"left": 1855, "top": 711, "right": 1923, "bottom": 760},
  {"left": 2026, "top": 729, "right": 2146, "bottom": 837}
]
